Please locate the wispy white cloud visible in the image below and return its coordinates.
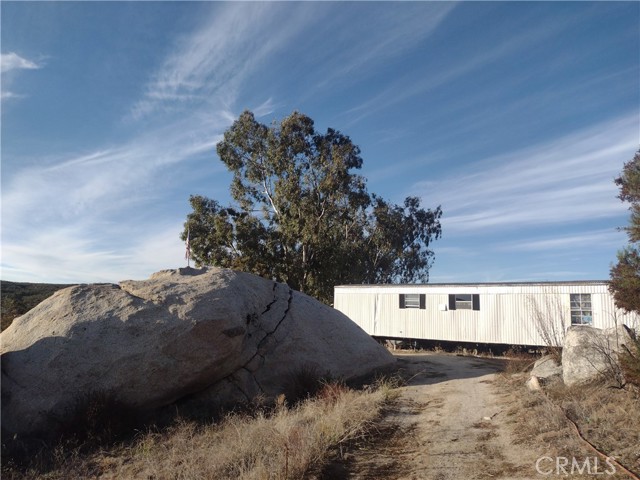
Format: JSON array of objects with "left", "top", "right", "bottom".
[
  {"left": 129, "top": 3, "right": 320, "bottom": 121},
  {"left": 129, "top": 3, "right": 455, "bottom": 122},
  {"left": 342, "top": 10, "right": 582, "bottom": 125},
  {"left": 310, "top": 3, "right": 456, "bottom": 91},
  {"left": 1, "top": 52, "right": 41, "bottom": 72},
  {"left": 4, "top": 120, "right": 221, "bottom": 219},
  {"left": 252, "top": 97, "right": 279, "bottom": 118},
  {"left": 1, "top": 108, "right": 232, "bottom": 282},
  {"left": 1, "top": 52, "right": 42, "bottom": 102},
  {"left": 1, "top": 227, "right": 130, "bottom": 283},
  {"left": 3, "top": 4, "right": 318, "bottom": 282},
  {"left": 416, "top": 114, "right": 638, "bottom": 234},
  {"left": 1, "top": 222, "right": 186, "bottom": 284},
  {"left": 497, "top": 229, "right": 625, "bottom": 252},
  {"left": 1, "top": 91, "right": 24, "bottom": 100}
]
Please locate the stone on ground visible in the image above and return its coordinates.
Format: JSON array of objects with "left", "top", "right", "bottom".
[{"left": 530, "top": 355, "right": 562, "bottom": 380}]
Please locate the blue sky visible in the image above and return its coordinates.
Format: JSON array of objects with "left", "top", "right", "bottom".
[{"left": 1, "top": 2, "right": 638, "bottom": 285}]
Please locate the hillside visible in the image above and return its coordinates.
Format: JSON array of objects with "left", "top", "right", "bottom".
[{"left": 1, "top": 281, "right": 75, "bottom": 331}]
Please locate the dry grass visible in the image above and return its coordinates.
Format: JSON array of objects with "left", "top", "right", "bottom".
[
  {"left": 501, "top": 350, "right": 537, "bottom": 375},
  {"left": 546, "top": 381, "right": 640, "bottom": 474},
  {"left": 2, "top": 379, "right": 399, "bottom": 480},
  {"left": 498, "top": 374, "right": 582, "bottom": 452},
  {"left": 496, "top": 368, "right": 640, "bottom": 479}
]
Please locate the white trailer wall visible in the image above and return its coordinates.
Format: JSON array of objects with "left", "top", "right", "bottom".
[{"left": 334, "top": 282, "right": 640, "bottom": 347}]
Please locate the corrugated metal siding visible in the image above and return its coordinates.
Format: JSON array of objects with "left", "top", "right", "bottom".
[{"left": 334, "top": 283, "right": 640, "bottom": 346}]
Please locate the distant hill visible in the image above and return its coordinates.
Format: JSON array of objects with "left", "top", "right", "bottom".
[{"left": 1, "top": 281, "right": 75, "bottom": 331}]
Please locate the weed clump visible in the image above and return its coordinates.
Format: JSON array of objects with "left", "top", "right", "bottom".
[{"left": 280, "top": 364, "right": 331, "bottom": 405}]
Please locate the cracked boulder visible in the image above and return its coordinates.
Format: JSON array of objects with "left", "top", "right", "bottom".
[{"left": 1, "top": 267, "right": 395, "bottom": 437}]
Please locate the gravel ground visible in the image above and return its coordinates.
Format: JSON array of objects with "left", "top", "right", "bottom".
[{"left": 336, "top": 353, "right": 544, "bottom": 480}]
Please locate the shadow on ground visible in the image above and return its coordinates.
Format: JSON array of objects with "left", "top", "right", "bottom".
[{"left": 394, "top": 353, "right": 507, "bottom": 387}]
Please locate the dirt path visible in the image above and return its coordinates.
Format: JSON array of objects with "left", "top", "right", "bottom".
[{"left": 334, "top": 353, "right": 542, "bottom": 479}]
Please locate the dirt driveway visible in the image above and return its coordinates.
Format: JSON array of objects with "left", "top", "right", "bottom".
[{"left": 334, "top": 353, "right": 543, "bottom": 479}]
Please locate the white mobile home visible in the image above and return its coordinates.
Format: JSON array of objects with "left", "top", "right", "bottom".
[{"left": 334, "top": 281, "right": 640, "bottom": 347}]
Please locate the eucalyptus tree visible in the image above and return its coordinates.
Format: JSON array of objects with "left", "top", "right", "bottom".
[{"left": 182, "top": 110, "right": 442, "bottom": 304}]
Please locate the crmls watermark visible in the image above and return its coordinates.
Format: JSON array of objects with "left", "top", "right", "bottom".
[{"left": 535, "top": 456, "right": 617, "bottom": 476}]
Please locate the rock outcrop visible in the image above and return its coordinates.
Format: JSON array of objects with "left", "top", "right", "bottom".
[
  {"left": 562, "top": 324, "right": 635, "bottom": 387},
  {"left": 1, "top": 267, "right": 395, "bottom": 437}
]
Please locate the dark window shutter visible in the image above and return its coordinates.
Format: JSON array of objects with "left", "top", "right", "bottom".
[
  {"left": 399, "top": 294, "right": 406, "bottom": 309},
  {"left": 448, "top": 294, "right": 456, "bottom": 311},
  {"left": 420, "top": 294, "right": 426, "bottom": 309},
  {"left": 472, "top": 294, "right": 480, "bottom": 311}
]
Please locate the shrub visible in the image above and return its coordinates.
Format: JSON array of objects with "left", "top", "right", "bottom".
[
  {"left": 59, "top": 390, "right": 143, "bottom": 445},
  {"left": 619, "top": 335, "right": 640, "bottom": 391},
  {"left": 280, "top": 365, "right": 332, "bottom": 405},
  {"left": 526, "top": 291, "right": 566, "bottom": 361},
  {"left": 502, "top": 347, "right": 537, "bottom": 375}
]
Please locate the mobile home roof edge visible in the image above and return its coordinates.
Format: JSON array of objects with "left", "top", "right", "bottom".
[{"left": 334, "top": 280, "right": 610, "bottom": 288}]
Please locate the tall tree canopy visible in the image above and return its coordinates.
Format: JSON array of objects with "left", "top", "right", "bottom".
[
  {"left": 182, "top": 111, "right": 442, "bottom": 304},
  {"left": 610, "top": 150, "right": 640, "bottom": 313}
]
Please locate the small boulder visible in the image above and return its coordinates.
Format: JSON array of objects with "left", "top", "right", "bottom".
[
  {"left": 526, "top": 375, "right": 541, "bottom": 391},
  {"left": 531, "top": 355, "right": 562, "bottom": 380},
  {"left": 562, "top": 324, "right": 635, "bottom": 387},
  {"left": 1, "top": 267, "right": 396, "bottom": 437}
]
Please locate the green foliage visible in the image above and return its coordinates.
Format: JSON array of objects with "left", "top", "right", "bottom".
[
  {"left": 619, "top": 335, "right": 640, "bottom": 390},
  {"left": 610, "top": 150, "right": 640, "bottom": 313},
  {"left": 610, "top": 247, "right": 640, "bottom": 313},
  {"left": 1, "top": 281, "right": 73, "bottom": 331},
  {"left": 183, "top": 111, "right": 442, "bottom": 303},
  {"left": 615, "top": 150, "right": 640, "bottom": 243}
]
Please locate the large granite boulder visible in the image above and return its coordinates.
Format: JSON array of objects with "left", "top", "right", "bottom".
[
  {"left": 1, "top": 267, "right": 395, "bottom": 437},
  {"left": 562, "top": 324, "right": 635, "bottom": 387}
]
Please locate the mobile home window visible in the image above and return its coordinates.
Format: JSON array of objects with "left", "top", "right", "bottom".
[
  {"left": 448, "top": 294, "right": 480, "bottom": 311},
  {"left": 399, "top": 293, "right": 425, "bottom": 309},
  {"left": 570, "top": 293, "right": 592, "bottom": 325}
]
